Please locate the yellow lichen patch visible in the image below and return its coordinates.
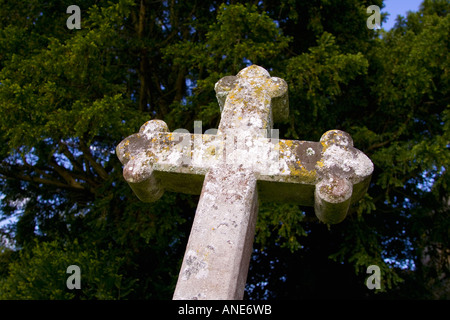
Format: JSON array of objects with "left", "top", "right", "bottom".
[
  {"left": 278, "top": 140, "right": 294, "bottom": 155},
  {"left": 282, "top": 140, "right": 294, "bottom": 148},
  {"left": 206, "top": 145, "right": 216, "bottom": 157},
  {"left": 167, "top": 133, "right": 175, "bottom": 141},
  {"left": 287, "top": 162, "right": 317, "bottom": 183},
  {"left": 145, "top": 150, "right": 158, "bottom": 162},
  {"left": 264, "top": 118, "right": 270, "bottom": 128},
  {"left": 228, "top": 95, "right": 244, "bottom": 105},
  {"left": 320, "top": 140, "right": 330, "bottom": 152},
  {"left": 316, "top": 160, "right": 324, "bottom": 168}
]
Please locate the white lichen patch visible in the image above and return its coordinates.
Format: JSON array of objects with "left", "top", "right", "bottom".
[
  {"left": 124, "top": 152, "right": 153, "bottom": 183},
  {"left": 322, "top": 144, "right": 374, "bottom": 181},
  {"left": 306, "top": 147, "right": 315, "bottom": 156},
  {"left": 181, "top": 250, "right": 209, "bottom": 281},
  {"left": 140, "top": 119, "right": 168, "bottom": 139}
]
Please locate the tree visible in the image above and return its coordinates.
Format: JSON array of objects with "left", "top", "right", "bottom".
[{"left": 0, "top": 0, "right": 448, "bottom": 299}]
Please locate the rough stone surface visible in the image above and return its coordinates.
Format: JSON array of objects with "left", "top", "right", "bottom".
[
  {"left": 172, "top": 164, "right": 258, "bottom": 300},
  {"left": 116, "top": 65, "right": 374, "bottom": 300}
]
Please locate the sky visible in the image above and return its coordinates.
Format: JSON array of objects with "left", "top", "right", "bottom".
[{"left": 381, "top": 0, "right": 424, "bottom": 30}]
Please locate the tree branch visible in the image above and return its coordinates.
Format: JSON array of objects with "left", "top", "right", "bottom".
[
  {"left": 49, "top": 156, "right": 84, "bottom": 190},
  {"left": 0, "top": 165, "right": 80, "bottom": 191},
  {"left": 59, "top": 141, "right": 84, "bottom": 173},
  {"left": 366, "top": 111, "right": 413, "bottom": 152},
  {"left": 79, "top": 140, "right": 109, "bottom": 181},
  {"left": 137, "top": 0, "right": 149, "bottom": 112}
]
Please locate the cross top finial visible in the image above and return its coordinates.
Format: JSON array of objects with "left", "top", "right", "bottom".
[{"left": 215, "top": 65, "right": 289, "bottom": 137}]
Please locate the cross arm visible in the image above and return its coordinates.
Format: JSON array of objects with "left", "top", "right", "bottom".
[
  {"left": 259, "top": 130, "right": 373, "bottom": 224},
  {"left": 116, "top": 120, "right": 373, "bottom": 224},
  {"left": 115, "top": 120, "right": 206, "bottom": 202}
]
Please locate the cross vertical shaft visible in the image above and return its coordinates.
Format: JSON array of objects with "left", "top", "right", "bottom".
[
  {"left": 173, "top": 66, "right": 286, "bottom": 299},
  {"left": 173, "top": 165, "right": 258, "bottom": 299}
]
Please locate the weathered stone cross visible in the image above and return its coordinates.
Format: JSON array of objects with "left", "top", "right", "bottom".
[{"left": 116, "top": 65, "right": 373, "bottom": 300}]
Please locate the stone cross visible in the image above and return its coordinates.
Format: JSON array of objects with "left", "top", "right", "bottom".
[{"left": 116, "top": 65, "right": 373, "bottom": 300}]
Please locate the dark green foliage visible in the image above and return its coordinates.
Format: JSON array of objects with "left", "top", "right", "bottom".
[{"left": 0, "top": 0, "right": 448, "bottom": 299}]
